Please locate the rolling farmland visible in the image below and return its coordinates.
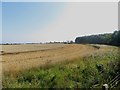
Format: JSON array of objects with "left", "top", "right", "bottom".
[
  {"left": 1, "top": 44, "right": 120, "bottom": 88},
  {"left": 2, "top": 44, "right": 98, "bottom": 73}
]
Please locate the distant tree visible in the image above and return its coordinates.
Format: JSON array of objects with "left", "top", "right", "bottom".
[
  {"left": 75, "top": 30, "right": 120, "bottom": 46},
  {"left": 111, "top": 30, "right": 120, "bottom": 46}
]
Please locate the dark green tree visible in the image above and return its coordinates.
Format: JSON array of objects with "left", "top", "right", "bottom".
[{"left": 75, "top": 30, "right": 120, "bottom": 46}]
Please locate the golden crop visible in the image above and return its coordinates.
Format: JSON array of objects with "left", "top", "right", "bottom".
[{"left": 1, "top": 44, "right": 114, "bottom": 75}]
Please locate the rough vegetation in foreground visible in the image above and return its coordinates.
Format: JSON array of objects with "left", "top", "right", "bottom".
[{"left": 3, "top": 46, "right": 120, "bottom": 88}]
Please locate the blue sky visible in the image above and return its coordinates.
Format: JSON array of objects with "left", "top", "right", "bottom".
[
  {"left": 2, "top": 2, "right": 118, "bottom": 43},
  {"left": 2, "top": 2, "right": 65, "bottom": 43}
]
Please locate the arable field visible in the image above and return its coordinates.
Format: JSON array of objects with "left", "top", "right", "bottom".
[
  {"left": 1, "top": 44, "right": 120, "bottom": 88},
  {"left": 2, "top": 44, "right": 98, "bottom": 73}
]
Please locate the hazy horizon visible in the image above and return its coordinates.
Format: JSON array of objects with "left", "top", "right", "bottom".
[{"left": 2, "top": 2, "right": 118, "bottom": 43}]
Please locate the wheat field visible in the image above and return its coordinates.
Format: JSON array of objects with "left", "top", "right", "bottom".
[
  {"left": 1, "top": 44, "right": 116, "bottom": 75},
  {"left": 1, "top": 44, "right": 120, "bottom": 88}
]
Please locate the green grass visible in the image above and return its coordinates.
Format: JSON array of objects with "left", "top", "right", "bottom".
[{"left": 3, "top": 47, "right": 120, "bottom": 88}]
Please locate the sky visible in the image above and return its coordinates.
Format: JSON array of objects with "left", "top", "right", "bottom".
[{"left": 2, "top": 2, "right": 118, "bottom": 43}]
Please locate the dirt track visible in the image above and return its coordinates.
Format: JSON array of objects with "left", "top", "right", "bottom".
[{"left": 2, "top": 44, "right": 100, "bottom": 74}]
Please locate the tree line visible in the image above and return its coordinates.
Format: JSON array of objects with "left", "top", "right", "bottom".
[{"left": 75, "top": 30, "right": 120, "bottom": 46}]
